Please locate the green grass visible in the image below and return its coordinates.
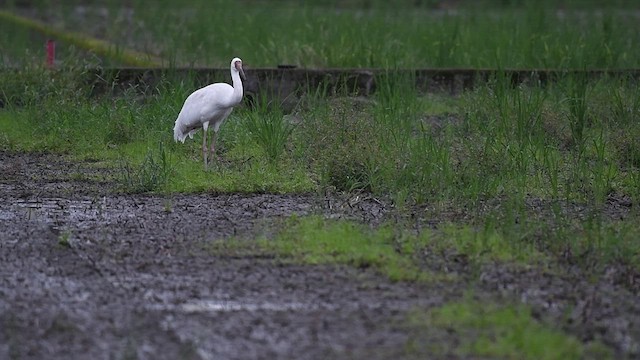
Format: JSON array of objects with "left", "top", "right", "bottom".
[
  {"left": 244, "top": 95, "right": 295, "bottom": 164},
  {"left": 1, "top": 65, "right": 640, "bottom": 270},
  {"left": 436, "top": 223, "right": 543, "bottom": 264},
  {"left": 1, "top": 0, "right": 639, "bottom": 285},
  {"left": 405, "top": 299, "right": 612, "bottom": 359},
  {"left": 2, "top": 1, "right": 640, "bottom": 68},
  {"left": 209, "top": 215, "right": 542, "bottom": 281},
  {"left": 0, "top": 69, "right": 315, "bottom": 193},
  {"left": 0, "top": 10, "right": 161, "bottom": 67},
  {"left": 57, "top": 230, "right": 72, "bottom": 248},
  {"left": 209, "top": 216, "right": 434, "bottom": 281},
  {"left": 208, "top": 215, "right": 547, "bottom": 282},
  {"left": 1, "top": 4, "right": 638, "bottom": 356},
  {"left": 207, "top": 213, "right": 639, "bottom": 281}
]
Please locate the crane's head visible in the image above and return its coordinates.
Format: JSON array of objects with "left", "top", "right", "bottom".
[{"left": 231, "top": 57, "right": 246, "bottom": 81}]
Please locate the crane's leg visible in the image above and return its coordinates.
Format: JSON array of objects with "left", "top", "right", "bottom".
[
  {"left": 210, "top": 131, "right": 217, "bottom": 163},
  {"left": 202, "top": 129, "right": 208, "bottom": 170}
]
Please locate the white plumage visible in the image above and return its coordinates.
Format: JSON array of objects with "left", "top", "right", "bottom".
[{"left": 173, "top": 57, "right": 246, "bottom": 169}]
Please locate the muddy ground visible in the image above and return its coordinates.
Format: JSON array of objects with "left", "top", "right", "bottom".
[{"left": 0, "top": 151, "right": 639, "bottom": 359}]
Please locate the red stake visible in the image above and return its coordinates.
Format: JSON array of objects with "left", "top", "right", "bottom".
[{"left": 46, "top": 39, "right": 55, "bottom": 68}]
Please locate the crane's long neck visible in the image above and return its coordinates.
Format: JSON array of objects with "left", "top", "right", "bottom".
[{"left": 229, "top": 71, "right": 244, "bottom": 106}]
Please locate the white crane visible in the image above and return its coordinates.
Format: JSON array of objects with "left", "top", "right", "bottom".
[{"left": 173, "top": 57, "right": 246, "bottom": 169}]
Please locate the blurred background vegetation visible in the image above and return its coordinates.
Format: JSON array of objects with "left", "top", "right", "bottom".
[{"left": 1, "top": 0, "right": 639, "bottom": 68}]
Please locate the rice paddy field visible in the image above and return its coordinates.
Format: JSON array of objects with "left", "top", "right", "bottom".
[{"left": 1, "top": 0, "right": 640, "bottom": 359}]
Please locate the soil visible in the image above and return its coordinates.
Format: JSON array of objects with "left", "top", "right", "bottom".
[{"left": 1, "top": 151, "right": 639, "bottom": 359}]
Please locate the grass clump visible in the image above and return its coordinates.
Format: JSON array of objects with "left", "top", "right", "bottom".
[
  {"left": 436, "top": 223, "right": 544, "bottom": 264},
  {"left": 211, "top": 215, "right": 453, "bottom": 282},
  {"left": 297, "top": 75, "right": 457, "bottom": 203},
  {"left": 297, "top": 96, "right": 380, "bottom": 192},
  {"left": 405, "top": 300, "right": 611, "bottom": 359},
  {"left": 209, "top": 216, "right": 555, "bottom": 281},
  {"left": 563, "top": 73, "right": 591, "bottom": 153},
  {"left": 119, "top": 142, "right": 172, "bottom": 193},
  {"left": 257, "top": 216, "right": 430, "bottom": 282},
  {"left": 57, "top": 231, "right": 72, "bottom": 248},
  {"left": 243, "top": 97, "right": 294, "bottom": 164}
]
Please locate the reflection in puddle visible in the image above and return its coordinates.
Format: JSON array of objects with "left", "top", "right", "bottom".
[
  {"left": 148, "top": 299, "right": 329, "bottom": 313},
  {"left": 1, "top": 197, "right": 118, "bottom": 230},
  {"left": 180, "top": 300, "right": 322, "bottom": 313}
]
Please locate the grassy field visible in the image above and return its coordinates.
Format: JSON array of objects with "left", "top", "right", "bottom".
[
  {"left": 1, "top": 63, "right": 637, "bottom": 270},
  {"left": 1, "top": 0, "right": 640, "bottom": 68},
  {"left": 1, "top": 1, "right": 639, "bottom": 357}
]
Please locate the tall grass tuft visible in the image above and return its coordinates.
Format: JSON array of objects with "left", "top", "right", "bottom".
[
  {"left": 244, "top": 97, "right": 294, "bottom": 164},
  {"left": 293, "top": 81, "right": 377, "bottom": 192},
  {"left": 564, "top": 74, "right": 591, "bottom": 153},
  {"left": 590, "top": 130, "right": 617, "bottom": 206},
  {"left": 119, "top": 142, "right": 172, "bottom": 193},
  {"left": 372, "top": 72, "right": 455, "bottom": 204}
]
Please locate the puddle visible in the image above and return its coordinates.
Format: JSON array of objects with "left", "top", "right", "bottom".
[{"left": 179, "top": 299, "right": 325, "bottom": 313}]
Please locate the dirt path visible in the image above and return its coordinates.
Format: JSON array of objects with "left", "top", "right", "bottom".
[{"left": 0, "top": 151, "right": 639, "bottom": 359}]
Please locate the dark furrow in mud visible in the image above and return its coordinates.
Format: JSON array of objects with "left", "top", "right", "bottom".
[{"left": 1, "top": 151, "right": 639, "bottom": 359}]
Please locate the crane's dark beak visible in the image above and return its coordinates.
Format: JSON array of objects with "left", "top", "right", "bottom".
[{"left": 236, "top": 61, "right": 246, "bottom": 81}]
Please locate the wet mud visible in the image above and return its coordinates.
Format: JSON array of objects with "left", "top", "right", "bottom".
[{"left": 0, "top": 151, "right": 638, "bottom": 359}]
